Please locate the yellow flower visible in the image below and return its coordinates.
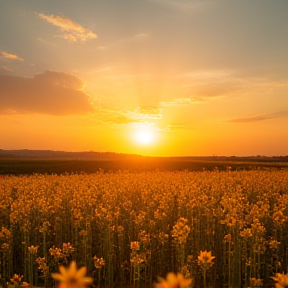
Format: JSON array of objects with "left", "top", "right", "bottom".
[
  {"left": 172, "top": 218, "right": 190, "bottom": 245},
  {"left": 93, "top": 256, "right": 105, "bottom": 269},
  {"left": 51, "top": 261, "right": 93, "bottom": 288},
  {"left": 197, "top": 250, "right": 215, "bottom": 265},
  {"left": 249, "top": 278, "right": 263, "bottom": 287},
  {"left": 272, "top": 273, "right": 288, "bottom": 288},
  {"left": 28, "top": 245, "right": 39, "bottom": 255},
  {"left": 10, "top": 274, "right": 23, "bottom": 284},
  {"left": 157, "top": 272, "right": 192, "bottom": 288},
  {"left": 130, "top": 241, "right": 140, "bottom": 251},
  {"left": 21, "top": 282, "right": 33, "bottom": 288}
]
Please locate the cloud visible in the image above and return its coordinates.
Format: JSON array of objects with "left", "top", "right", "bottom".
[
  {"left": 94, "top": 106, "right": 162, "bottom": 125},
  {"left": 133, "top": 106, "right": 162, "bottom": 120},
  {"left": 161, "top": 96, "right": 205, "bottom": 107},
  {"left": 38, "top": 14, "right": 97, "bottom": 42},
  {"left": 94, "top": 109, "right": 134, "bottom": 125},
  {"left": 227, "top": 110, "right": 288, "bottom": 123},
  {"left": 134, "top": 33, "right": 149, "bottom": 40},
  {"left": 92, "top": 32, "right": 148, "bottom": 51},
  {"left": 163, "top": 124, "right": 186, "bottom": 131},
  {"left": 177, "top": 68, "right": 288, "bottom": 98},
  {"left": 228, "top": 114, "right": 271, "bottom": 123},
  {"left": 96, "top": 45, "right": 109, "bottom": 50},
  {"left": 175, "top": 68, "right": 288, "bottom": 99},
  {"left": 149, "top": 0, "right": 215, "bottom": 11},
  {"left": 37, "top": 37, "right": 57, "bottom": 46},
  {"left": 177, "top": 69, "right": 237, "bottom": 88},
  {"left": 0, "top": 71, "right": 93, "bottom": 115},
  {"left": 176, "top": 69, "right": 247, "bottom": 98},
  {"left": 1, "top": 66, "right": 14, "bottom": 72},
  {"left": 0, "top": 51, "right": 23, "bottom": 61}
]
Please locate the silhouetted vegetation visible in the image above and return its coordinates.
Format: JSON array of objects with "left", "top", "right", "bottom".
[{"left": 0, "top": 158, "right": 287, "bottom": 175}]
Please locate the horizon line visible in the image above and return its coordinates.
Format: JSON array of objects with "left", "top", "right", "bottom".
[{"left": 0, "top": 148, "right": 287, "bottom": 158}]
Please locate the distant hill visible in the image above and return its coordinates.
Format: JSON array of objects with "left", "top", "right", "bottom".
[
  {"left": 0, "top": 149, "right": 143, "bottom": 160},
  {"left": 0, "top": 149, "right": 287, "bottom": 175},
  {"left": 0, "top": 149, "right": 287, "bottom": 162}
]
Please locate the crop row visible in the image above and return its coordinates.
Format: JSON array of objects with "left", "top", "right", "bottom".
[{"left": 0, "top": 170, "right": 288, "bottom": 288}]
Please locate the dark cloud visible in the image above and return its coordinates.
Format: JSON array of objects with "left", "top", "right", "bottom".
[
  {"left": 0, "top": 71, "right": 93, "bottom": 115},
  {"left": 227, "top": 110, "right": 288, "bottom": 123}
]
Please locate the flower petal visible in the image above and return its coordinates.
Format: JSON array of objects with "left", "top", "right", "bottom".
[
  {"left": 75, "top": 266, "right": 87, "bottom": 279},
  {"left": 67, "top": 261, "right": 77, "bottom": 277},
  {"left": 59, "top": 265, "right": 68, "bottom": 277},
  {"left": 51, "top": 273, "right": 66, "bottom": 282}
]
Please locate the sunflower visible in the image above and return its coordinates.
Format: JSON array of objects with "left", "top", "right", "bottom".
[
  {"left": 272, "top": 273, "right": 288, "bottom": 288},
  {"left": 51, "top": 261, "right": 93, "bottom": 288},
  {"left": 197, "top": 250, "right": 215, "bottom": 265},
  {"left": 156, "top": 272, "right": 192, "bottom": 288},
  {"left": 249, "top": 277, "right": 263, "bottom": 287}
]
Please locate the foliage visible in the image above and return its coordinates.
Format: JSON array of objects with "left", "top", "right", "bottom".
[{"left": 0, "top": 170, "right": 288, "bottom": 288}]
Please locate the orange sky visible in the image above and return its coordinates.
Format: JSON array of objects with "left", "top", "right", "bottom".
[{"left": 0, "top": 0, "right": 288, "bottom": 156}]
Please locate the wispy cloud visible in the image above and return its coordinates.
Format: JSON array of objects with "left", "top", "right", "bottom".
[
  {"left": 149, "top": 0, "right": 215, "bottom": 11},
  {"left": 227, "top": 110, "right": 288, "bottom": 123},
  {"left": 161, "top": 96, "right": 205, "bottom": 107},
  {"left": 133, "top": 33, "right": 149, "bottom": 40},
  {"left": 0, "top": 51, "right": 23, "bottom": 61},
  {"left": 1, "top": 66, "right": 14, "bottom": 72},
  {"left": 95, "top": 106, "right": 162, "bottom": 125},
  {"left": 179, "top": 69, "right": 234, "bottom": 80},
  {"left": 96, "top": 45, "right": 109, "bottom": 50},
  {"left": 174, "top": 68, "right": 288, "bottom": 100},
  {"left": 133, "top": 106, "right": 162, "bottom": 120},
  {"left": 163, "top": 124, "right": 186, "bottom": 131},
  {"left": 37, "top": 37, "right": 57, "bottom": 46},
  {"left": 121, "top": 32, "right": 149, "bottom": 43},
  {"left": 0, "top": 71, "right": 93, "bottom": 115},
  {"left": 95, "top": 109, "right": 136, "bottom": 125},
  {"left": 96, "top": 32, "right": 149, "bottom": 51},
  {"left": 178, "top": 68, "right": 288, "bottom": 95},
  {"left": 38, "top": 14, "right": 97, "bottom": 42},
  {"left": 175, "top": 69, "right": 248, "bottom": 98}
]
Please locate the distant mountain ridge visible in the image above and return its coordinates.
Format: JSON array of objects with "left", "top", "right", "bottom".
[
  {"left": 0, "top": 149, "right": 287, "bottom": 162},
  {"left": 0, "top": 149, "right": 143, "bottom": 160}
]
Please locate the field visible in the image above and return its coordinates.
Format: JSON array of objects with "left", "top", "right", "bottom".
[
  {"left": 1, "top": 157, "right": 288, "bottom": 175},
  {"left": 1, "top": 165, "right": 288, "bottom": 288}
]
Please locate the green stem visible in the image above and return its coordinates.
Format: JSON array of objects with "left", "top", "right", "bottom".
[
  {"left": 28, "top": 254, "right": 34, "bottom": 285},
  {"left": 203, "top": 269, "right": 207, "bottom": 288},
  {"left": 43, "top": 232, "right": 47, "bottom": 260}
]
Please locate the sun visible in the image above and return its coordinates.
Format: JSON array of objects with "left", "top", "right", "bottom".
[{"left": 134, "top": 129, "right": 155, "bottom": 145}]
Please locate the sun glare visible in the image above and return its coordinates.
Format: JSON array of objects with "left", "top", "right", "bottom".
[{"left": 134, "top": 129, "right": 154, "bottom": 145}]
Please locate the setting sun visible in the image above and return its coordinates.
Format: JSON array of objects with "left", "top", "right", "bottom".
[
  {"left": 0, "top": 0, "right": 287, "bottom": 157},
  {"left": 134, "top": 129, "right": 155, "bottom": 145}
]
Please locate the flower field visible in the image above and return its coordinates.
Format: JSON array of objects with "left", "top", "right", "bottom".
[{"left": 1, "top": 169, "right": 288, "bottom": 288}]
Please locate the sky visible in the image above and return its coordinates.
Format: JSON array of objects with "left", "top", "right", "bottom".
[{"left": 0, "top": 0, "right": 287, "bottom": 156}]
